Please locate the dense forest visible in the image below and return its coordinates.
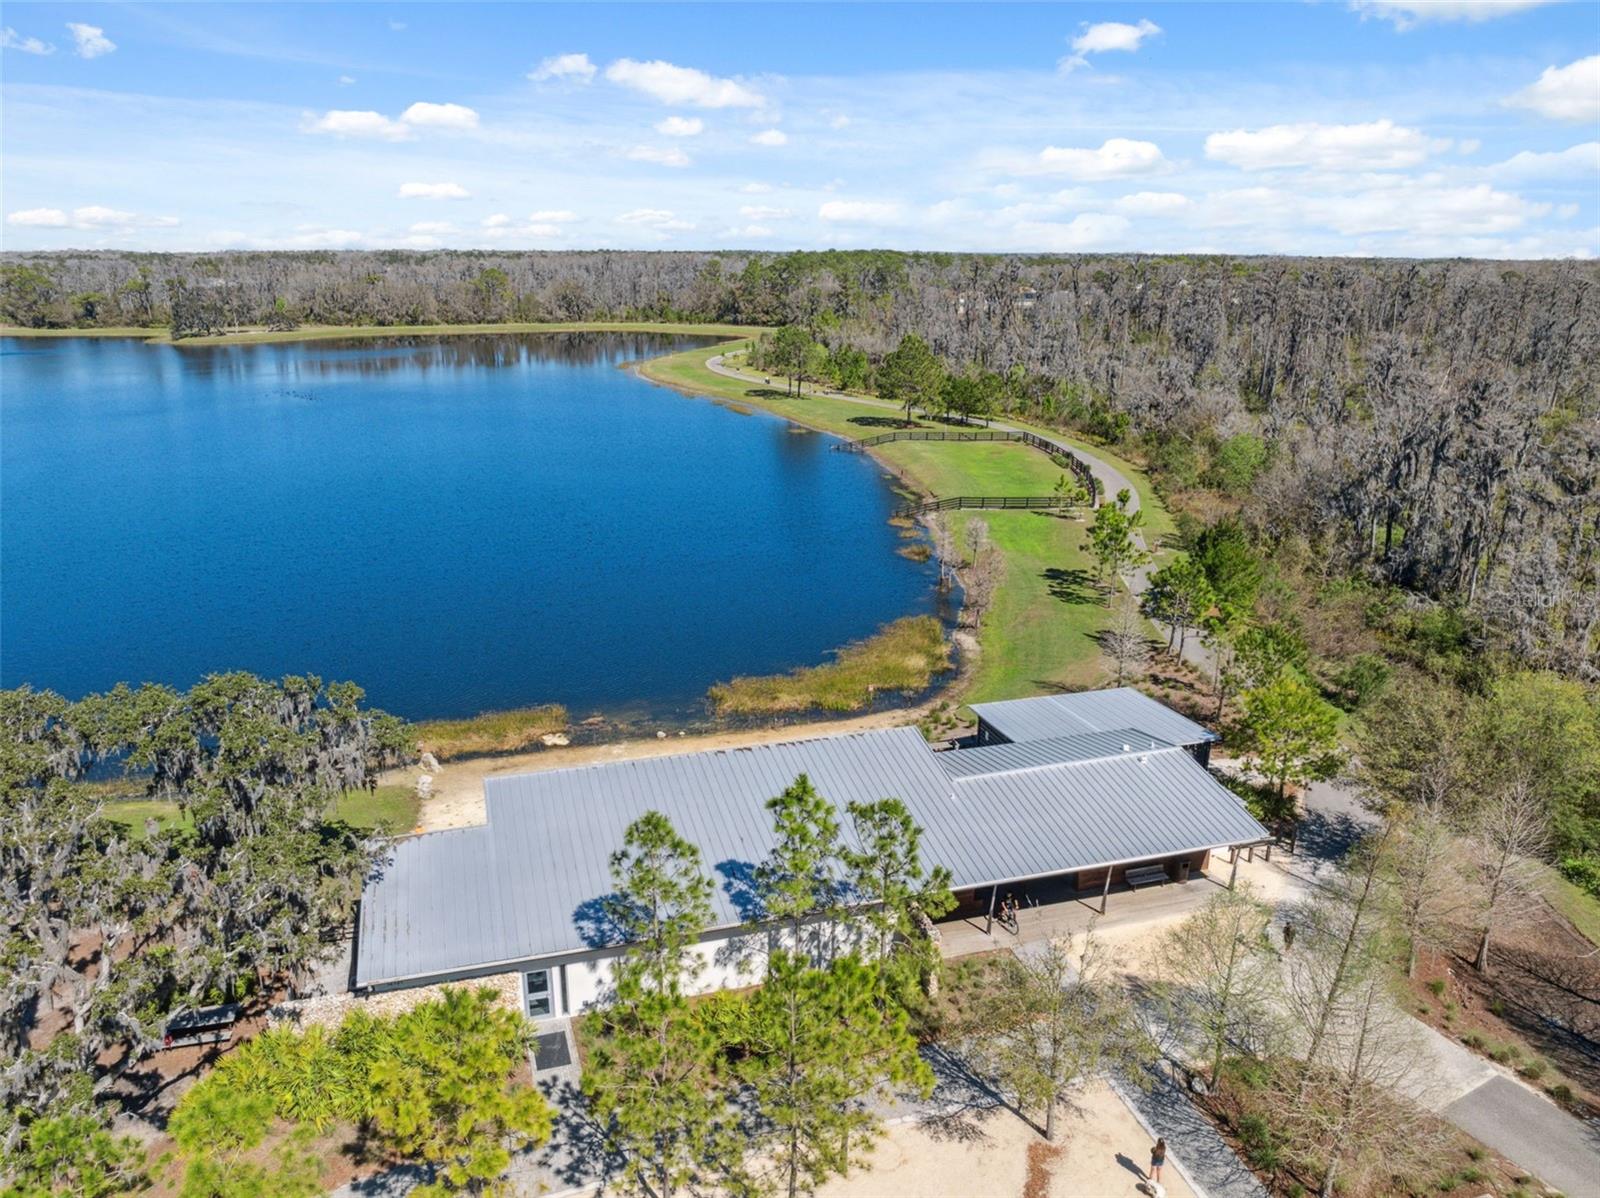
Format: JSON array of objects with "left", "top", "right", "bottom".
[{"left": 6, "top": 248, "right": 1595, "bottom": 685}]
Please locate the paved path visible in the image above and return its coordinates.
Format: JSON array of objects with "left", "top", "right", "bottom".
[
  {"left": 1290, "top": 780, "right": 1600, "bottom": 1196},
  {"left": 1114, "top": 1069, "right": 1268, "bottom": 1198}
]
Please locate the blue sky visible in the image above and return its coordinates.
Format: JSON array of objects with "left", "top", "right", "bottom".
[{"left": 3, "top": 2, "right": 1597, "bottom": 257}]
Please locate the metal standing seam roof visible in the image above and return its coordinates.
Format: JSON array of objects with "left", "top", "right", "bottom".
[
  {"left": 969, "top": 687, "right": 1220, "bottom": 747},
  {"left": 355, "top": 702, "right": 1263, "bottom": 990},
  {"left": 936, "top": 728, "right": 1175, "bottom": 779}
]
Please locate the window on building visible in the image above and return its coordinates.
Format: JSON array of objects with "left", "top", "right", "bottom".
[{"left": 525, "top": 968, "right": 552, "bottom": 1018}]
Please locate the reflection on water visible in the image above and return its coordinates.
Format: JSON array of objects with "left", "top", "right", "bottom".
[{"left": 1, "top": 333, "right": 940, "bottom": 721}]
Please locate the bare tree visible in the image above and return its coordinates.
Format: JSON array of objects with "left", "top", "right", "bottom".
[
  {"left": 1158, "top": 883, "right": 1281, "bottom": 1084},
  {"left": 1466, "top": 774, "right": 1550, "bottom": 975},
  {"left": 959, "top": 519, "right": 1001, "bottom": 630},
  {"left": 1378, "top": 799, "right": 1468, "bottom": 977},
  {"left": 925, "top": 514, "right": 958, "bottom": 592},
  {"left": 1100, "top": 589, "right": 1150, "bottom": 688}
]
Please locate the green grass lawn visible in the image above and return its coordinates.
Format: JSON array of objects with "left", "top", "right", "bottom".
[
  {"left": 100, "top": 785, "right": 421, "bottom": 839},
  {"left": 643, "top": 344, "right": 1151, "bottom": 705},
  {"left": 1542, "top": 866, "right": 1600, "bottom": 947}
]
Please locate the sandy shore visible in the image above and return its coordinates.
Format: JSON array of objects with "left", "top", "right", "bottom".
[{"left": 391, "top": 706, "right": 937, "bottom": 833}]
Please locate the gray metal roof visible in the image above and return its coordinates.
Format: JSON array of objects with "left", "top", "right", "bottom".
[
  {"left": 969, "top": 687, "right": 1219, "bottom": 746},
  {"left": 355, "top": 698, "right": 1261, "bottom": 990},
  {"left": 355, "top": 727, "right": 954, "bottom": 988},
  {"left": 936, "top": 728, "right": 1174, "bottom": 779}
]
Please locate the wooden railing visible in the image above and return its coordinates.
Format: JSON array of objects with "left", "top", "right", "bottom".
[{"left": 895, "top": 495, "right": 1086, "bottom": 518}]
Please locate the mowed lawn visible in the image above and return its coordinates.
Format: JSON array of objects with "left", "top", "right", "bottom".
[
  {"left": 643, "top": 344, "right": 1141, "bottom": 704},
  {"left": 102, "top": 785, "right": 422, "bottom": 839}
]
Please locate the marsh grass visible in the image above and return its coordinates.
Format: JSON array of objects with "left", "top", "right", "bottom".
[
  {"left": 412, "top": 704, "right": 570, "bottom": 759},
  {"left": 708, "top": 615, "right": 950, "bottom": 715}
]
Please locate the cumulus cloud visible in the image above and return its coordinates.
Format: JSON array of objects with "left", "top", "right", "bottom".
[
  {"left": 1488, "top": 142, "right": 1600, "bottom": 180},
  {"left": 302, "top": 102, "right": 480, "bottom": 140},
  {"left": 1205, "top": 119, "right": 1447, "bottom": 171},
  {"left": 337, "top": 74, "right": 356, "bottom": 85},
  {"left": 615, "top": 208, "right": 695, "bottom": 231},
  {"left": 1113, "top": 191, "right": 1192, "bottom": 215},
  {"left": 66, "top": 22, "right": 114, "bottom": 58},
  {"left": 1024, "top": 138, "right": 1169, "bottom": 180},
  {"left": 1013, "top": 213, "right": 1132, "bottom": 250},
  {"left": 625, "top": 144, "right": 691, "bottom": 167},
  {"left": 750, "top": 128, "right": 788, "bottom": 147},
  {"left": 8, "top": 205, "right": 177, "bottom": 230},
  {"left": 2, "top": 27, "right": 55, "bottom": 54},
  {"left": 604, "top": 58, "right": 764, "bottom": 108},
  {"left": 530, "top": 52, "right": 596, "bottom": 83},
  {"left": 1504, "top": 56, "right": 1600, "bottom": 123},
  {"left": 527, "top": 210, "right": 579, "bottom": 223},
  {"left": 408, "top": 221, "right": 457, "bottom": 235},
  {"left": 830, "top": 114, "right": 851, "bottom": 129},
  {"left": 740, "top": 182, "right": 773, "bottom": 194},
  {"left": 740, "top": 205, "right": 793, "bottom": 220},
  {"left": 656, "top": 116, "right": 704, "bottom": 136},
  {"left": 398, "top": 181, "right": 471, "bottom": 199},
  {"left": 1194, "top": 181, "right": 1548, "bottom": 238},
  {"left": 1350, "top": 0, "right": 1551, "bottom": 29},
  {"left": 818, "top": 200, "right": 901, "bottom": 223},
  {"left": 399, "top": 101, "right": 479, "bottom": 131},
  {"left": 1061, "top": 18, "right": 1160, "bottom": 71}
]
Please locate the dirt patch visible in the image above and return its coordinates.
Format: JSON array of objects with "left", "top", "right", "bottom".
[{"left": 1023, "top": 1139, "right": 1063, "bottom": 1198}]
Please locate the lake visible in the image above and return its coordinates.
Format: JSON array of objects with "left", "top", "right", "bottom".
[{"left": 0, "top": 333, "right": 941, "bottom": 722}]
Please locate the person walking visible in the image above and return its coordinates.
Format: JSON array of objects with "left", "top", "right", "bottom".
[{"left": 1150, "top": 1137, "right": 1167, "bottom": 1184}]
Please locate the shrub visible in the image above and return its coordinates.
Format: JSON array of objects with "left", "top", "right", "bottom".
[
  {"left": 1520, "top": 1059, "right": 1548, "bottom": 1081},
  {"left": 1461, "top": 1031, "right": 1486, "bottom": 1050},
  {"left": 1549, "top": 1082, "right": 1574, "bottom": 1104},
  {"left": 1460, "top": 1167, "right": 1487, "bottom": 1183},
  {"left": 1236, "top": 1113, "right": 1282, "bottom": 1171},
  {"left": 1558, "top": 854, "right": 1600, "bottom": 898},
  {"left": 1465, "top": 1145, "right": 1486, "bottom": 1162},
  {"left": 1426, "top": 979, "right": 1447, "bottom": 998}
]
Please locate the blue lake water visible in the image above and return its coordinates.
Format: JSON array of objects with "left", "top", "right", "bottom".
[{"left": 0, "top": 334, "right": 940, "bottom": 721}]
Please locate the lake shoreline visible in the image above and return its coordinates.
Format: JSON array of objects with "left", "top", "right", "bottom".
[{"left": 0, "top": 319, "right": 762, "bottom": 346}]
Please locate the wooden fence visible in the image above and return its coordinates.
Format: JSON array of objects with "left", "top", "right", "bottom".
[{"left": 835, "top": 426, "right": 1098, "bottom": 503}]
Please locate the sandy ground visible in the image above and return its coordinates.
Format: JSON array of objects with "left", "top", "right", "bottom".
[
  {"left": 391, "top": 635, "right": 980, "bottom": 834},
  {"left": 817, "top": 1080, "right": 1194, "bottom": 1198}
]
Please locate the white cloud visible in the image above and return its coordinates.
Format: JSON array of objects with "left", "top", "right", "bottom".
[
  {"left": 398, "top": 181, "right": 471, "bottom": 199},
  {"left": 530, "top": 52, "right": 596, "bottom": 84},
  {"left": 6, "top": 208, "right": 68, "bottom": 226},
  {"left": 725, "top": 224, "right": 776, "bottom": 239},
  {"left": 625, "top": 144, "right": 691, "bottom": 167},
  {"left": 1113, "top": 191, "right": 1192, "bottom": 216},
  {"left": 740, "top": 205, "right": 793, "bottom": 220},
  {"left": 302, "top": 109, "right": 411, "bottom": 140},
  {"left": 527, "top": 210, "right": 579, "bottom": 223},
  {"left": 302, "top": 101, "right": 480, "bottom": 140},
  {"left": 1504, "top": 56, "right": 1600, "bottom": 123},
  {"left": 1194, "top": 181, "right": 1548, "bottom": 238},
  {"left": 1013, "top": 212, "right": 1132, "bottom": 250},
  {"left": 483, "top": 214, "right": 511, "bottom": 228},
  {"left": 740, "top": 182, "right": 773, "bottom": 194},
  {"left": 408, "top": 220, "right": 457, "bottom": 234},
  {"left": 1205, "top": 119, "right": 1446, "bottom": 171},
  {"left": 1061, "top": 18, "right": 1160, "bottom": 71},
  {"left": 65, "top": 22, "right": 114, "bottom": 58},
  {"left": 615, "top": 208, "right": 695, "bottom": 231},
  {"left": 1028, "top": 138, "right": 1170, "bottom": 180},
  {"left": 1489, "top": 142, "right": 1600, "bottom": 180},
  {"left": 818, "top": 200, "right": 901, "bottom": 223},
  {"left": 830, "top": 114, "right": 851, "bottom": 129},
  {"left": 750, "top": 128, "right": 788, "bottom": 147},
  {"left": 656, "top": 115, "right": 704, "bottom": 136},
  {"left": 399, "top": 101, "right": 479, "bottom": 131},
  {"left": 206, "top": 227, "right": 366, "bottom": 250},
  {"left": 1350, "top": 1, "right": 1551, "bottom": 29},
  {"left": 8, "top": 205, "right": 176, "bottom": 230},
  {"left": 604, "top": 58, "right": 764, "bottom": 108},
  {"left": 2, "top": 27, "right": 55, "bottom": 54},
  {"left": 337, "top": 74, "right": 356, "bottom": 85}
]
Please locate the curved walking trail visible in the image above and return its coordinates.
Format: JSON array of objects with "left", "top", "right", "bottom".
[{"left": 705, "top": 353, "right": 1217, "bottom": 679}]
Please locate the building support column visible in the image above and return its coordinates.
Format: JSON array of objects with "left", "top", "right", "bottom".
[
  {"left": 1100, "top": 868, "right": 1113, "bottom": 915},
  {"left": 1228, "top": 847, "right": 1240, "bottom": 891},
  {"left": 986, "top": 886, "right": 997, "bottom": 935}
]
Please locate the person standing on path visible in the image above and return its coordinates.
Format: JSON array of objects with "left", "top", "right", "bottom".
[{"left": 1150, "top": 1137, "right": 1166, "bottom": 1183}]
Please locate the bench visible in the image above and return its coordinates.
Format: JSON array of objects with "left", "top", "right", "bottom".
[
  {"left": 1124, "top": 864, "right": 1171, "bottom": 890},
  {"left": 161, "top": 1003, "right": 241, "bottom": 1050}
]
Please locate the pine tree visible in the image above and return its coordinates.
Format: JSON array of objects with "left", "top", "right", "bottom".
[
  {"left": 756, "top": 775, "right": 845, "bottom": 964},
  {"left": 583, "top": 812, "right": 734, "bottom": 1198},
  {"left": 740, "top": 953, "right": 932, "bottom": 1198},
  {"left": 841, "top": 798, "right": 954, "bottom": 998}
]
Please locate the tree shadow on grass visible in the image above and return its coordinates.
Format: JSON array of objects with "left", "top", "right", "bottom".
[
  {"left": 849, "top": 414, "right": 926, "bottom": 428},
  {"left": 1042, "top": 566, "right": 1096, "bottom": 605}
]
